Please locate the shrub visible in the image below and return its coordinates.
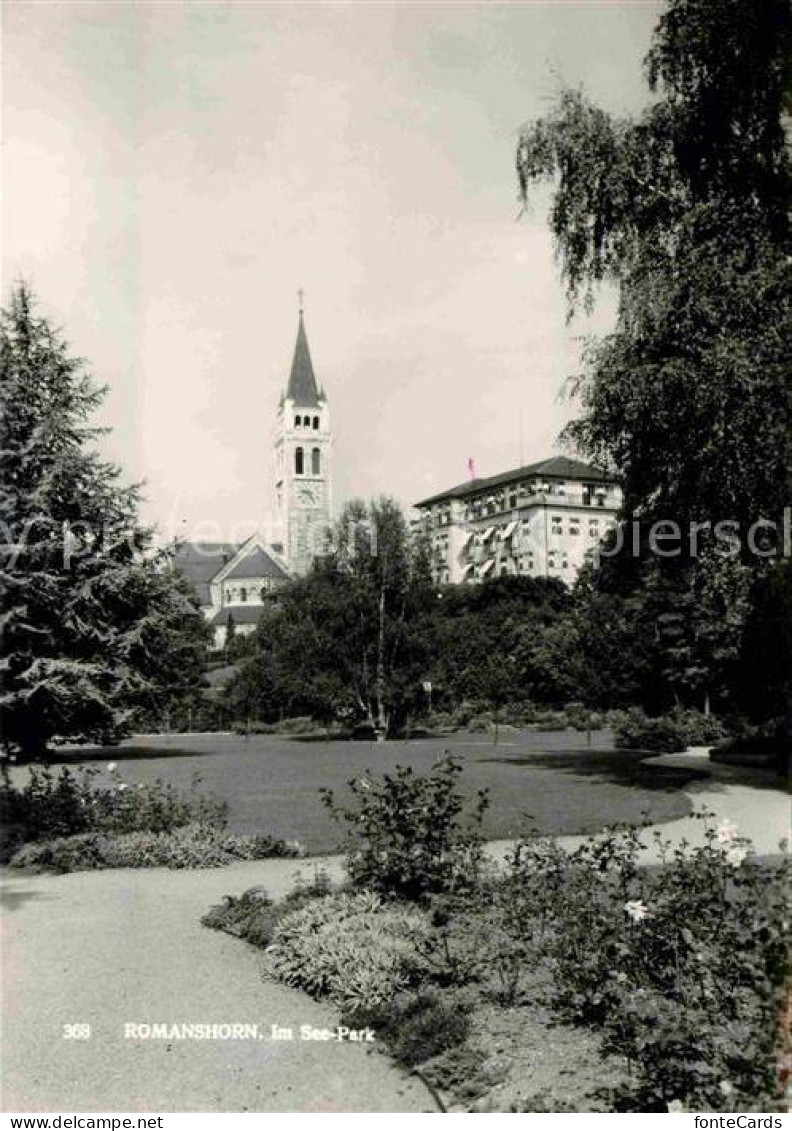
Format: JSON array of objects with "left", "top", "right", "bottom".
[
  {"left": 613, "top": 708, "right": 728, "bottom": 754},
  {"left": 275, "top": 716, "right": 318, "bottom": 735},
  {"left": 711, "top": 722, "right": 790, "bottom": 776},
  {"left": 10, "top": 823, "right": 302, "bottom": 872},
  {"left": 613, "top": 708, "right": 688, "bottom": 752},
  {"left": 341, "top": 989, "right": 473, "bottom": 1068},
  {"left": 320, "top": 755, "right": 489, "bottom": 901},
  {"left": 0, "top": 763, "right": 229, "bottom": 861},
  {"left": 564, "top": 702, "right": 605, "bottom": 732},
  {"left": 263, "top": 891, "right": 432, "bottom": 1010},
  {"left": 525, "top": 816, "right": 790, "bottom": 1111},
  {"left": 202, "top": 871, "right": 335, "bottom": 949}
]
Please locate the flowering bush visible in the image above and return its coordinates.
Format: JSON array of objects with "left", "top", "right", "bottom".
[
  {"left": 500, "top": 814, "right": 789, "bottom": 1111},
  {"left": 320, "top": 755, "right": 489, "bottom": 901},
  {"left": 263, "top": 892, "right": 432, "bottom": 1010}
]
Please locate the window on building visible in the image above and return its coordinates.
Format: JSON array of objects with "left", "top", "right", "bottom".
[
  {"left": 312, "top": 416, "right": 319, "bottom": 429},
  {"left": 294, "top": 415, "right": 301, "bottom": 428},
  {"left": 302, "top": 416, "right": 310, "bottom": 427},
  {"left": 295, "top": 447, "right": 304, "bottom": 475},
  {"left": 311, "top": 448, "right": 321, "bottom": 475},
  {"left": 240, "top": 587, "right": 247, "bottom": 602}
]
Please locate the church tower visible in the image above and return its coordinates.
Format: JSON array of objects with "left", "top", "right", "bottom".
[{"left": 274, "top": 301, "right": 333, "bottom": 576}]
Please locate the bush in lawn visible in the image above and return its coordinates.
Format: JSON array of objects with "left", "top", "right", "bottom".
[
  {"left": 614, "top": 708, "right": 728, "bottom": 754},
  {"left": 263, "top": 891, "right": 432, "bottom": 1010},
  {"left": 612, "top": 708, "right": 689, "bottom": 752},
  {"left": 341, "top": 989, "right": 473, "bottom": 1068},
  {"left": 320, "top": 755, "right": 489, "bottom": 902},
  {"left": 0, "top": 763, "right": 228, "bottom": 861},
  {"left": 674, "top": 709, "right": 727, "bottom": 746},
  {"left": 528, "top": 815, "right": 790, "bottom": 1111},
  {"left": 11, "top": 823, "right": 302, "bottom": 872}
]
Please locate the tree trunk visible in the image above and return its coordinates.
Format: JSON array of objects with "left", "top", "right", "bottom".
[{"left": 374, "top": 580, "right": 389, "bottom": 739}]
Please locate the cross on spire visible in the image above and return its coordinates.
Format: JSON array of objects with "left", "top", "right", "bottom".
[{"left": 297, "top": 288, "right": 305, "bottom": 316}]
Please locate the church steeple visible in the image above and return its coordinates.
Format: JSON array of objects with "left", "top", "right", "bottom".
[
  {"left": 274, "top": 295, "right": 332, "bottom": 577},
  {"left": 286, "top": 308, "right": 322, "bottom": 408}
]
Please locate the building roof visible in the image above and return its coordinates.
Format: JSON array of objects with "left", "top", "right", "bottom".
[
  {"left": 414, "top": 455, "right": 618, "bottom": 508},
  {"left": 172, "top": 541, "right": 240, "bottom": 606},
  {"left": 224, "top": 546, "right": 290, "bottom": 582},
  {"left": 210, "top": 606, "right": 266, "bottom": 627},
  {"left": 286, "top": 313, "right": 322, "bottom": 408}
]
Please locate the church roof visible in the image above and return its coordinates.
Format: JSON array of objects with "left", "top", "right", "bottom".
[
  {"left": 415, "top": 455, "right": 618, "bottom": 508},
  {"left": 286, "top": 313, "right": 322, "bottom": 408},
  {"left": 224, "top": 546, "right": 290, "bottom": 581},
  {"left": 172, "top": 542, "right": 239, "bottom": 606}
]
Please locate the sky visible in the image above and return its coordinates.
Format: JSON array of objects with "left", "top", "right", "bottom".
[{"left": 3, "top": 0, "right": 662, "bottom": 543}]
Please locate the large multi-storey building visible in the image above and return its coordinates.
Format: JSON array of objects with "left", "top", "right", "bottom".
[
  {"left": 174, "top": 305, "right": 333, "bottom": 647},
  {"left": 414, "top": 455, "right": 622, "bottom": 585}
]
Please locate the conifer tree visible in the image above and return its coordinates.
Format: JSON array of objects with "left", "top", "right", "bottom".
[{"left": 0, "top": 284, "right": 208, "bottom": 758}]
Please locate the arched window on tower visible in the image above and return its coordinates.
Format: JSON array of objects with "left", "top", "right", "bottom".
[
  {"left": 295, "top": 447, "right": 304, "bottom": 475},
  {"left": 294, "top": 415, "right": 301, "bottom": 428},
  {"left": 312, "top": 416, "right": 319, "bottom": 430},
  {"left": 303, "top": 415, "right": 311, "bottom": 427},
  {"left": 240, "top": 587, "right": 247, "bottom": 603},
  {"left": 311, "top": 447, "right": 321, "bottom": 475}
]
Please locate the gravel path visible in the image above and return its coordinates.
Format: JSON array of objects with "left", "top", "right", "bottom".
[
  {"left": 1, "top": 858, "right": 432, "bottom": 1113},
  {"left": 2, "top": 749, "right": 787, "bottom": 1113}
]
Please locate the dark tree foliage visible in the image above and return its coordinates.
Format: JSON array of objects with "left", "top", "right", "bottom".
[
  {"left": 0, "top": 285, "right": 209, "bottom": 757},
  {"left": 516, "top": 0, "right": 791, "bottom": 716},
  {"left": 233, "top": 498, "right": 435, "bottom": 737}
]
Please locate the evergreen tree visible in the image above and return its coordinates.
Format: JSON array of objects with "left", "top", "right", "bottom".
[{"left": 0, "top": 284, "right": 208, "bottom": 758}]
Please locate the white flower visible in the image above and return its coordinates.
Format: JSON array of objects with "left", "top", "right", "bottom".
[
  {"left": 107, "top": 762, "right": 117, "bottom": 773},
  {"left": 624, "top": 899, "right": 651, "bottom": 923},
  {"left": 716, "top": 818, "right": 739, "bottom": 843},
  {"left": 725, "top": 845, "right": 747, "bottom": 868},
  {"left": 719, "top": 1081, "right": 734, "bottom": 1098}
]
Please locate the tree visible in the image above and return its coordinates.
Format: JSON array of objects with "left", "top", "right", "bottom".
[
  {"left": 233, "top": 497, "right": 435, "bottom": 738},
  {"left": 516, "top": 0, "right": 791, "bottom": 714},
  {"left": 0, "top": 284, "right": 209, "bottom": 758}
]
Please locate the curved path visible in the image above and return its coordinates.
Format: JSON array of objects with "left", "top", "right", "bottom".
[
  {"left": 2, "top": 749, "right": 788, "bottom": 1112},
  {"left": 1, "top": 858, "right": 430, "bottom": 1113}
]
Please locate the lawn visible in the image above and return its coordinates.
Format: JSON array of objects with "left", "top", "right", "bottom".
[{"left": 25, "top": 730, "right": 706, "bottom": 853}]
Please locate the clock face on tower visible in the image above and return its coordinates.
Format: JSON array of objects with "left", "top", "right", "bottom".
[{"left": 297, "top": 483, "right": 322, "bottom": 507}]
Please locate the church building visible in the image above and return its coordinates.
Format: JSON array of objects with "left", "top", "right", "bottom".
[{"left": 173, "top": 305, "right": 333, "bottom": 649}]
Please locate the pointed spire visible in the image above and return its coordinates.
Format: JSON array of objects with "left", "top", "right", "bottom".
[{"left": 286, "top": 301, "right": 322, "bottom": 408}]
